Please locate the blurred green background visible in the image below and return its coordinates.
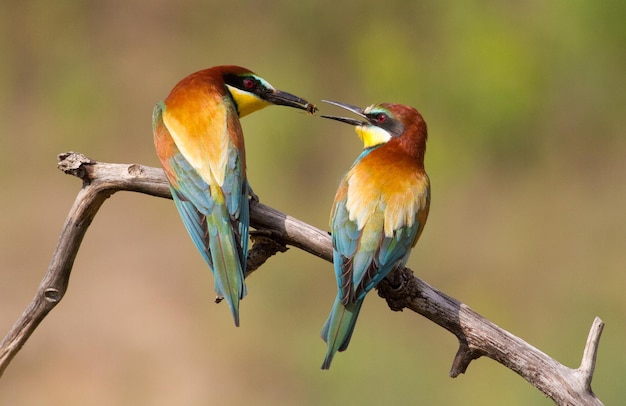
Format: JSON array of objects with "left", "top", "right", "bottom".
[{"left": 1, "top": 0, "right": 625, "bottom": 404}]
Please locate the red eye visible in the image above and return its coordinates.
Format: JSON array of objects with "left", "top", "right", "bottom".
[
  {"left": 243, "top": 78, "right": 255, "bottom": 89},
  {"left": 377, "top": 113, "right": 387, "bottom": 123}
]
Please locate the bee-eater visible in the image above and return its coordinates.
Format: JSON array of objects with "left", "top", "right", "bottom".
[
  {"left": 153, "top": 65, "right": 315, "bottom": 326},
  {"left": 320, "top": 100, "right": 430, "bottom": 369}
]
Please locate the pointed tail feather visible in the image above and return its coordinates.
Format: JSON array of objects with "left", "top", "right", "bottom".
[
  {"left": 206, "top": 204, "right": 247, "bottom": 326},
  {"left": 320, "top": 296, "right": 364, "bottom": 370},
  {"left": 171, "top": 187, "right": 247, "bottom": 326}
]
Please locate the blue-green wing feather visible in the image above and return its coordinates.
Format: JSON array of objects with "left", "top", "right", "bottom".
[
  {"left": 330, "top": 193, "right": 360, "bottom": 305},
  {"left": 222, "top": 145, "right": 249, "bottom": 272},
  {"left": 170, "top": 187, "right": 214, "bottom": 269},
  {"left": 355, "top": 221, "right": 422, "bottom": 299}
]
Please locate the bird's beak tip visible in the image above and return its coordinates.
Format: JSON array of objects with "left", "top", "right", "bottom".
[
  {"left": 306, "top": 103, "right": 318, "bottom": 115},
  {"left": 268, "top": 90, "right": 316, "bottom": 114},
  {"left": 320, "top": 99, "right": 367, "bottom": 126}
]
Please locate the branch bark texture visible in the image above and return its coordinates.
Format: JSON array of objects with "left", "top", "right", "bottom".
[{"left": 0, "top": 153, "right": 604, "bottom": 405}]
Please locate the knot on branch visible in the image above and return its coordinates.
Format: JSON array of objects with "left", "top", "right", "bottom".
[
  {"left": 376, "top": 266, "right": 421, "bottom": 311},
  {"left": 43, "top": 288, "right": 62, "bottom": 303},
  {"left": 127, "top": 164, "right": 145, "bottom": 178},
  {"left": 57, "top": 152, "right": 95, "bottom": 184},
  {"left": 245, "top": 230, "right": 289, "bottom": 277}
]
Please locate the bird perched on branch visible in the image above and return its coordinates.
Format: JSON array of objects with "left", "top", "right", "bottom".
[
  {"left": 320, "top": 100, "right": 430, "bottom": 369},
  {"left": 153, "top": 65, "right": 316, "bottom": 326}
]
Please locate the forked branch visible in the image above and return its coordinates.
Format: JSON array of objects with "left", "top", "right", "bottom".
[{"left": 0, "top": 153, "right": 604, "bottom": 405}]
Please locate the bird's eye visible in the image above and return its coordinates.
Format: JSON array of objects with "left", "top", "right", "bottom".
[
  {"left": 376, "top": 113, "right": 387, "bottom": 123},
  {"left": 243, "top": 78, "right": 255, "bottom": 89}
]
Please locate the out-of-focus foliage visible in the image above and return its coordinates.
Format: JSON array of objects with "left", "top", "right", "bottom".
[{"left": 0, "top": 1, "right": 624, "bottom": 404}]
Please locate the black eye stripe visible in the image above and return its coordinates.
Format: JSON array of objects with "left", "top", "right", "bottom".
[
  {"left": 224, "top": 74, "right": 263, "bottom": 93},
  {"left": 366, "top": 111, "right": 404, "bottom": 137}
]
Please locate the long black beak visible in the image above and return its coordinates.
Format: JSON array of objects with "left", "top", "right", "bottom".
[
  {"left": 320, "top": 100, "right": 367, "bottom": 126},
  {"left": 264, "top": 90, "right": 317, "bottom": 114}
]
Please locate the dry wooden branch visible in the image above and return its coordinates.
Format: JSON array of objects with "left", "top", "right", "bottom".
[{"left": 0, "top": 152, "right": 604, "bottom": 405}]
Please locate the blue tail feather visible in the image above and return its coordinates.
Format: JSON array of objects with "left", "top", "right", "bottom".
[
  {"left": 321, "top": 296, "right": 364, "bottom": 369},
  {"left": 205, "top": 202, "right": 246, "bottom": 326},
  {"left": 171, "top": 186, "right": 246, "bottom": 326}
]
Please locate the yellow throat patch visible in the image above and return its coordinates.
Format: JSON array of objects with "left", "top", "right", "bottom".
[
  {"left": 356, "top": 125, "right": 392, "bottom": 149},
  {"left": 226, "top": 85, "right": 271, "bottom": 118}
]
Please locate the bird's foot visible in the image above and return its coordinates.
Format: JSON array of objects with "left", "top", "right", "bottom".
[{"left": 248, "top": 187, "right": 259, "bottom": 203}]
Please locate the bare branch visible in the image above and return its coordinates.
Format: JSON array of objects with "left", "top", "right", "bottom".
[
  {"left": 0, "top": 153, "right": 604, "bottom": 405},
  {"left": 578, "top": 317, "right": 604, "bottom": 391}
]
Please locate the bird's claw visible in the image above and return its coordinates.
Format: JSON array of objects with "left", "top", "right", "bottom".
[{"left": 249, "top": 187, "right": 260, "bottom": 203}]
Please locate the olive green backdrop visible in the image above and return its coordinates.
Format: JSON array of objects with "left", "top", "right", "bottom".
[{"left": 1, "top": 1, "right": 624, "bottom": 404}]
